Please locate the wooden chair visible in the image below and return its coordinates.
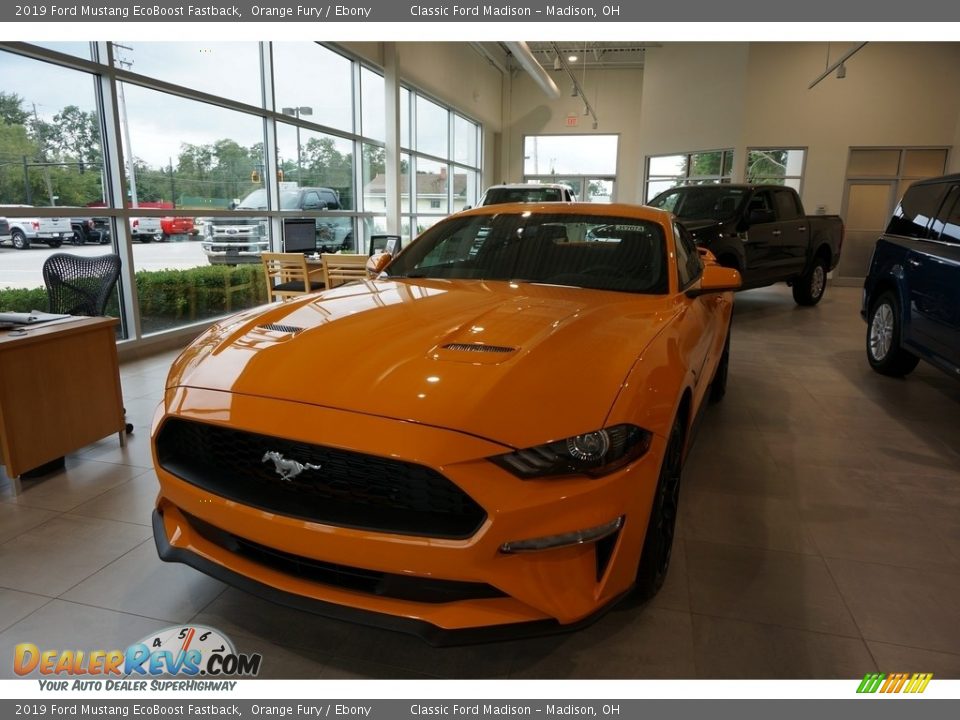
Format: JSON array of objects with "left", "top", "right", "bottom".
[
  {"left": 261, "top": 252, "right": 321, "bottom": 302},
  {"left": 321, "top": 253, "right": 369, "bottom": 289}
]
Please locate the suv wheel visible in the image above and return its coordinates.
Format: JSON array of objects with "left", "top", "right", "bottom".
[
  {"left": 793, "top": 255, "right": 827, "bottom": 306},
  {"left": 867, "top": 291, "right": 920, "bottom": 376},
  {"left": 11, "top": 229, "right": 29, "bottom": 250}
]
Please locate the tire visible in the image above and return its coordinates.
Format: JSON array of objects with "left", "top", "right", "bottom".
[
  {"left": 11, "top": 229, "right": 29, "bottom": 250},
  {"left": 138, "top": 235, "right": 152, "bottom": 243},
  {"left": 634, "top": 412, "right": 685, "bottom": 601},
  {"left": 71, "top": 229, "right": 86, "bottom": 245},
  {"left": 47, "top": 239, "right": 63, "bottom": 248},
  {"left": 709, "top": 327, "right": 731, "bottom": 403},
  {"left": 793, "top": 255, "right": 828, "bottom": 306},
  {"left": 866, "top": 291, "right": 920, "bottom": 377}
]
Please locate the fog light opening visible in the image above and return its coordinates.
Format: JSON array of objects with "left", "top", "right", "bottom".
[{"left": 499, "top": 516, "right": 624, "bottom": 554}]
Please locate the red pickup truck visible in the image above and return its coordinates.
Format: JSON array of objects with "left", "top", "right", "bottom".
[{"left": 161, "top": 216, "right": 197, "bottom": 241}]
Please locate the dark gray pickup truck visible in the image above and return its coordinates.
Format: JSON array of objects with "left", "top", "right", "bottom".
[{"left": 649, "top": 184, "right": 844, "bottom": 305}]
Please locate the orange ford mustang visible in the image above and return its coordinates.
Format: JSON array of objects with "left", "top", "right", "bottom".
[{"left": 151, "top": 203, "right": 740, "bottom": 644}]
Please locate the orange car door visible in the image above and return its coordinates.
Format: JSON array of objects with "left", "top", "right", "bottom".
[{"left": 674, "top": 224, "right": 720, "bottom": 407}]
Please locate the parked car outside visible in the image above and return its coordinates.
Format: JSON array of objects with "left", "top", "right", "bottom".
[
  {"left": 152, "top": 202, "right": 741, "bottom": 643},
  {"left": 130, "top": 216, "right": 163, "bottom": 243},
  {"left": 863, "top": 173, "right": 960, "bottom": 379},
  {"left": 0, "top": 205, "right": 71, "bottom": 249},
  {"left": 70, "top": 217, "right": 111, "bottom": 245},
  {"left": 202, "top": 187, "right": 353, "bottom": 265},
  {"left": 477, "top": 183, "right": 577, "bottom": 206},
  {"left": 161, "top": 216, "right": 197, "bottom": 242},
  {"left": 648, "top": 184, "right": 844, "bottom": 305}
]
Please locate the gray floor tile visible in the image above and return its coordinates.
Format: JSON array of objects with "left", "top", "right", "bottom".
[
  {"left": 0, "top": 600, "right": 168, "bottom": 679},
  {"left": 226, "top": 631, "right": 333, "bottom": 679},
  {"left": 79, "top": 432, "right": 156, "bottom": 470},
  {"left": 70, "top": 470, "right": 159, "bottom": 526},
  {"left": 867, "top": 642, "right": 960, "bottom": 679},
  {"left": 508, "top": 607, "right": 696, "bottom": 679},
  {"left": 646, "top": 537, "right": 689, "bottom": 613},
  {"left": 0, "top": 457, "right": 143, "bottom": 512},
  {"left": 692, "top": 614, "right": 876, "bottom": 679},
  {"left": 827, "top": 558, "right": 960, "bottom": 655},
  {"left": 317, "top": 655, "right": 441, "bottom": 680},
  {"left": 0, "top": 588, "right": 50, "bottom": 633},
  {"left": 685, "top": 539, "right": 859, "bottom": 637},
  {"left": 0, "top": 514, "right": 150, "bottom": 597},
  {"left": 62, "top": 540, "right": 226, "bottom": 622},
  {"left": 0, "top": 503, "right": 59, "bottom": 544}
]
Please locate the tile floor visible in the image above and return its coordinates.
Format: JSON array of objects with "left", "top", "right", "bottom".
[{"left": 2, "top": 284, "right": 959, "bottom": 679}]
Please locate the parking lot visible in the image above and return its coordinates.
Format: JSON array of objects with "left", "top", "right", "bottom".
[{"left": 0, "top": 239, "right": 210, "bottom": 290}]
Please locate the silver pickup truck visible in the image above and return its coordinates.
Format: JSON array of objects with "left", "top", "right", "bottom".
[{"left": 0, "top": 205, "right": 71, "bottom": 249}]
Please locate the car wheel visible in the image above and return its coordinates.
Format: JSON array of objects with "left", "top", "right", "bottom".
[
  {"left": 71, "top": 229, "right": 85, "bottom": 245},
  {"left": 47, "top": 239, "right": 63, "bottom": 248},
  {"left": 709, "top": 327, "right": 731, "bottom": 403},
  {"left": 139, "top": 235, "right": 152, "bottom": 243},
  {"left": 793, "top": 255, "right": 828, "bottom": 306},
  {"left": 11, "top": 229, "right": 29, "bottom": 250},
  {"left": 634, "top": 412, "right": 685, "bottom": 601},
  {"left": 867, "top": 291, "right": 920, "bottom": 377}
]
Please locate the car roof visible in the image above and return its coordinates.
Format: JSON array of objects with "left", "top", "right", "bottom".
[
  {"left": 457, "top": 201, "right": 673, "bottom": 224},
  {"left": 486, "top": 183, "right": 572, "bottom": 190},
  {"left": 909, "top": 173, "right": 960, "bottom": 187}
]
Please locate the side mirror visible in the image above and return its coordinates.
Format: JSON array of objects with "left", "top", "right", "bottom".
[
  {"left": 366, "top": 252, "right": 392, "bottom": 277},
  {"left": 228, "top": 199, "right": 239, "bottom": 210},
  {"left": 326, "top": 201, "right": 339, "bottom": 210},
  {"left": 686, "top": 264, "right": 742, "bottom": 298},
  {"left": 748, "top": 208, "right": 775, "bottom": 225},
  {"left": 463, "top": 205, "right": 472, "bottom": 211}
]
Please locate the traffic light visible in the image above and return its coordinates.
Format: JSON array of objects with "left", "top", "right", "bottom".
[{"left": 250, "top": 169, "right": 260, "bottom": 183}]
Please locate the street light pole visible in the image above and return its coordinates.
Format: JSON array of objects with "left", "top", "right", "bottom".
[{"left": 281, "top": 106, "right": 312, "bottom": 187}]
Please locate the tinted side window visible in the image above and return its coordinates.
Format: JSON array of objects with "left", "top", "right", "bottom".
[
  {"left": 674, "top": 223, "right": 703, "bottom": 288},
  {"left": 773, "top": 189, "right": 801, "bottom": 220},
  {"left": 320, "top": 191, "right": 339, "bottom": 209},
  {"left": 887, "top": 183, "right": 949, "bottom": 238},
  {"left": 303, "top": 192, "right": 321, "bottom": 209},
  {"left": 931, "top": 186, "right": 960, "bottom": 244}
]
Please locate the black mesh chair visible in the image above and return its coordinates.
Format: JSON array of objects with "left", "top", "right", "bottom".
[
  {"left": 42, "top": 252, "right": 132, "bottom": 435},
  {"left": 42, "top": 253, "right": 122, "bottom": 316}
]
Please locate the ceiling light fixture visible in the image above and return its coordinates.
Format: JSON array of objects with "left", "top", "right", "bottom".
[
  {"left": 553, "top": 54, "right": 562, "bottom": 71},
  {"left": 567, "top": 55, "right": 578, "bottom": 63},
  {"left": 570, "top": 84, "right": 578, "bottom": 97}
]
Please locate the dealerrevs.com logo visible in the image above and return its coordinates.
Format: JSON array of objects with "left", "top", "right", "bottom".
[{"left": 14, "top": 625, "right": 262, "bottom": 688}]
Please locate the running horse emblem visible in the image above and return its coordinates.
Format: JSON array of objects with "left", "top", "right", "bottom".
[{"left": 261, "top": 451, "right": 322, "bottom": 481}]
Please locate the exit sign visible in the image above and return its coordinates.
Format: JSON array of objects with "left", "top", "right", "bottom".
[{"left": 566, "top": 115, "right": 578, "bottom": 127}]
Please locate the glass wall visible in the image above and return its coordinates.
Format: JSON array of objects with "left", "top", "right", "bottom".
[
  {"left": 523, "top": 134, "right": 618, "bottom": 202},
  {"left": 746, "top": 148, "right": 806, "bottom": 190},
  {"left": 644, "top": 149, "right": 734, "bottom": 201},
  {"left": 1, "top": 42, "right": 484, "bottom": 345}
]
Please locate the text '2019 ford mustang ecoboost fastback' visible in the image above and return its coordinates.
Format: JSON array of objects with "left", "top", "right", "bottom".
[{"left": 151, "top": 203, "right": 741, "bottom": 644}]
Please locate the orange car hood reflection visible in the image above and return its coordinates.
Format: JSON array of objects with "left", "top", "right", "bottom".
[{"left": 171, "top": 278, "right": 678, "bottom": 449}]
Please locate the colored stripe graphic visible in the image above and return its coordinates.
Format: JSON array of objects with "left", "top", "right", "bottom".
[{"left": 857, "top": 672, "right": 932, "bottom": 694}]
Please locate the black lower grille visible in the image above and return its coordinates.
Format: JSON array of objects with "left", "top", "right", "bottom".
[
  {"left": 155, "top": 418, "right": 486, "bottom": 539},
  {"left": 183, "top": 511, "right": 504, "bottom": 604}
]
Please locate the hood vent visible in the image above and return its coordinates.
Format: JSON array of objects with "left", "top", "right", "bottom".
[
  {"left": 257, "top": 323, "right": 305, "bottom": 335},
  {"left": 442, "top": 343, "right": 516, "bottom": 354}
]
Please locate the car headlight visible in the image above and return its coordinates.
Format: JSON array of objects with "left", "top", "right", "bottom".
[{"left": 490, "top": 424, "right": 652, "bottom": 479}]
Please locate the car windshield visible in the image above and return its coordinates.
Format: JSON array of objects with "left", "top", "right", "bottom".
[
  {"left": 482, "top": 187, "right": 565, "bottom": 205},
  {"left": 649, "top": 186, "right": 748, "bottom": 221},
  {"left": 385, "top": 212, "right": 668, "bottom": 294},
  {"left": 237, "top": 190, "right": 303, "bottom": 210}
]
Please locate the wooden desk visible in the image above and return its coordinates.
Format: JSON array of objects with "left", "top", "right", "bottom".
[{"left": 0, "top": 317, "right": 126, "bottom": 493}]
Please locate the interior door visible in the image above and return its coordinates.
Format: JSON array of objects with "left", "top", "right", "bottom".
[{"left": 838, "top": 181, "right": 897, "bottom": 280}]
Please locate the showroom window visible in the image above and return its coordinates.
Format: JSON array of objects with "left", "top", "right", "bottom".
[
  {"left": 746, "top": 148, "right": 806, "bottom": 190},
  {"left": 523, "top": 134, "right": 618, "bottom": 202},
  {"left": 0, "top": 48, "right": 127, "bottom": 338},
  {"left": 645, "top": 149, "right": 733, "bottom": 202},
  {"left": 382, "top": 90, "right": 481, "bottom": 244},
  {"left": 1, "top": 42, "right": 483, "bottom": 347}
]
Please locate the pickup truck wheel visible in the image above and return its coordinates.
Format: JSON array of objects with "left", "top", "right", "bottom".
[
  {"left": 633, "top": 413, "right": 685, "bottom": 602},
  {"left": 793, "top": 256, "right": 827, "bottom": 306},
  {"left": 11, "top": 229, "right": 29, "bottom": 250},
  {"left": 867, "top": 291, "right": 920, "bottom": 377},
  {"left": 139, "top": 235, "right": 152, "bottom": 243},
  {"left": 71, "top": 229, "right": 85, "bottom": 245},
  {"left": 47, "top": 239, "right": 63, "bottom": 248}
]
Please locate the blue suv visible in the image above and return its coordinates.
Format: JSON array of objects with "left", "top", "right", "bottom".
[{"left": 862, "top": 174, "right": 960, "bottom": 379}]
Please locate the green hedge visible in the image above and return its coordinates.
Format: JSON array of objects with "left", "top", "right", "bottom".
[{"left": 0, "top": 265, "right": 268, "bottom": 334}]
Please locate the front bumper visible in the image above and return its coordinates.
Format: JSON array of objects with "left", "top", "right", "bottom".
[{"left": 151, "top": 387, "right": 665, "bottom": 638}]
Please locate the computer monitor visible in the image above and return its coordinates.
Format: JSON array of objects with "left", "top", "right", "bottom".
[
  {"left": 283, "top": 218, "right": 316, "bottom": 254},
  {"left": 369, "top": 234, "right": 401, "bottom": 256}
]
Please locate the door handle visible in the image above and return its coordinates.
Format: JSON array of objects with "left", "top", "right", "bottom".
[
  {"left": 772, "top": 230, "right": 782, "bottom": 237},
  {"left": 798, "top": 226, "right": 807, "bottom": 232},
  {"left": 907, "top": 258, "right": 922, "bottom": 268}
]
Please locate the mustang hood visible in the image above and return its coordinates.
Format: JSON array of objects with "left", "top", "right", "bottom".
[{"left": 170, "top": 279, "right": 677, "bottom": 448}]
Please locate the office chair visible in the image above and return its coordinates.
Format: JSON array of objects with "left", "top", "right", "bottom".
[
  {"left": 41, "top": 252, "right": 133, "bottom": 436},
  {"left": 42, "top": 252, "right": 122, "bottom": 316}
]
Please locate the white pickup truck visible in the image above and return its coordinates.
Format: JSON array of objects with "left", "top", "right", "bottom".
[
  {"left": 0, "top": 205, "right": 71, "bottom": 249},
  {"left": 130, "top": 216, "right": 162, "bottom": 243}
]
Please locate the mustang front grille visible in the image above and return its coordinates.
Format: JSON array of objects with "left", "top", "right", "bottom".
[{"left": 155, "top": 418, "right": 486, "bottom": 539}]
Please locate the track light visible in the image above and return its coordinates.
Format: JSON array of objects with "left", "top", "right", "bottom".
[
  {"left": 583, "top": 104, "right": 589, "bottom": 116},
  {"left": 553, "top": 55, "right": 562, "bottom": 71},
  {"left": 570, "top": 84, "right": 578, "bottom": 97},
  {"left": 592, "top": 121, "right": 598, "bottom": 130},
  {"left": 836, "top": 62, "right": 847, "bottom": 79}
]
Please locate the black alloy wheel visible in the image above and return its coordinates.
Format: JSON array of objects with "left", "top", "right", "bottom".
[{"left": 634, "top": 414, "right": 685, "bottom": 601}]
